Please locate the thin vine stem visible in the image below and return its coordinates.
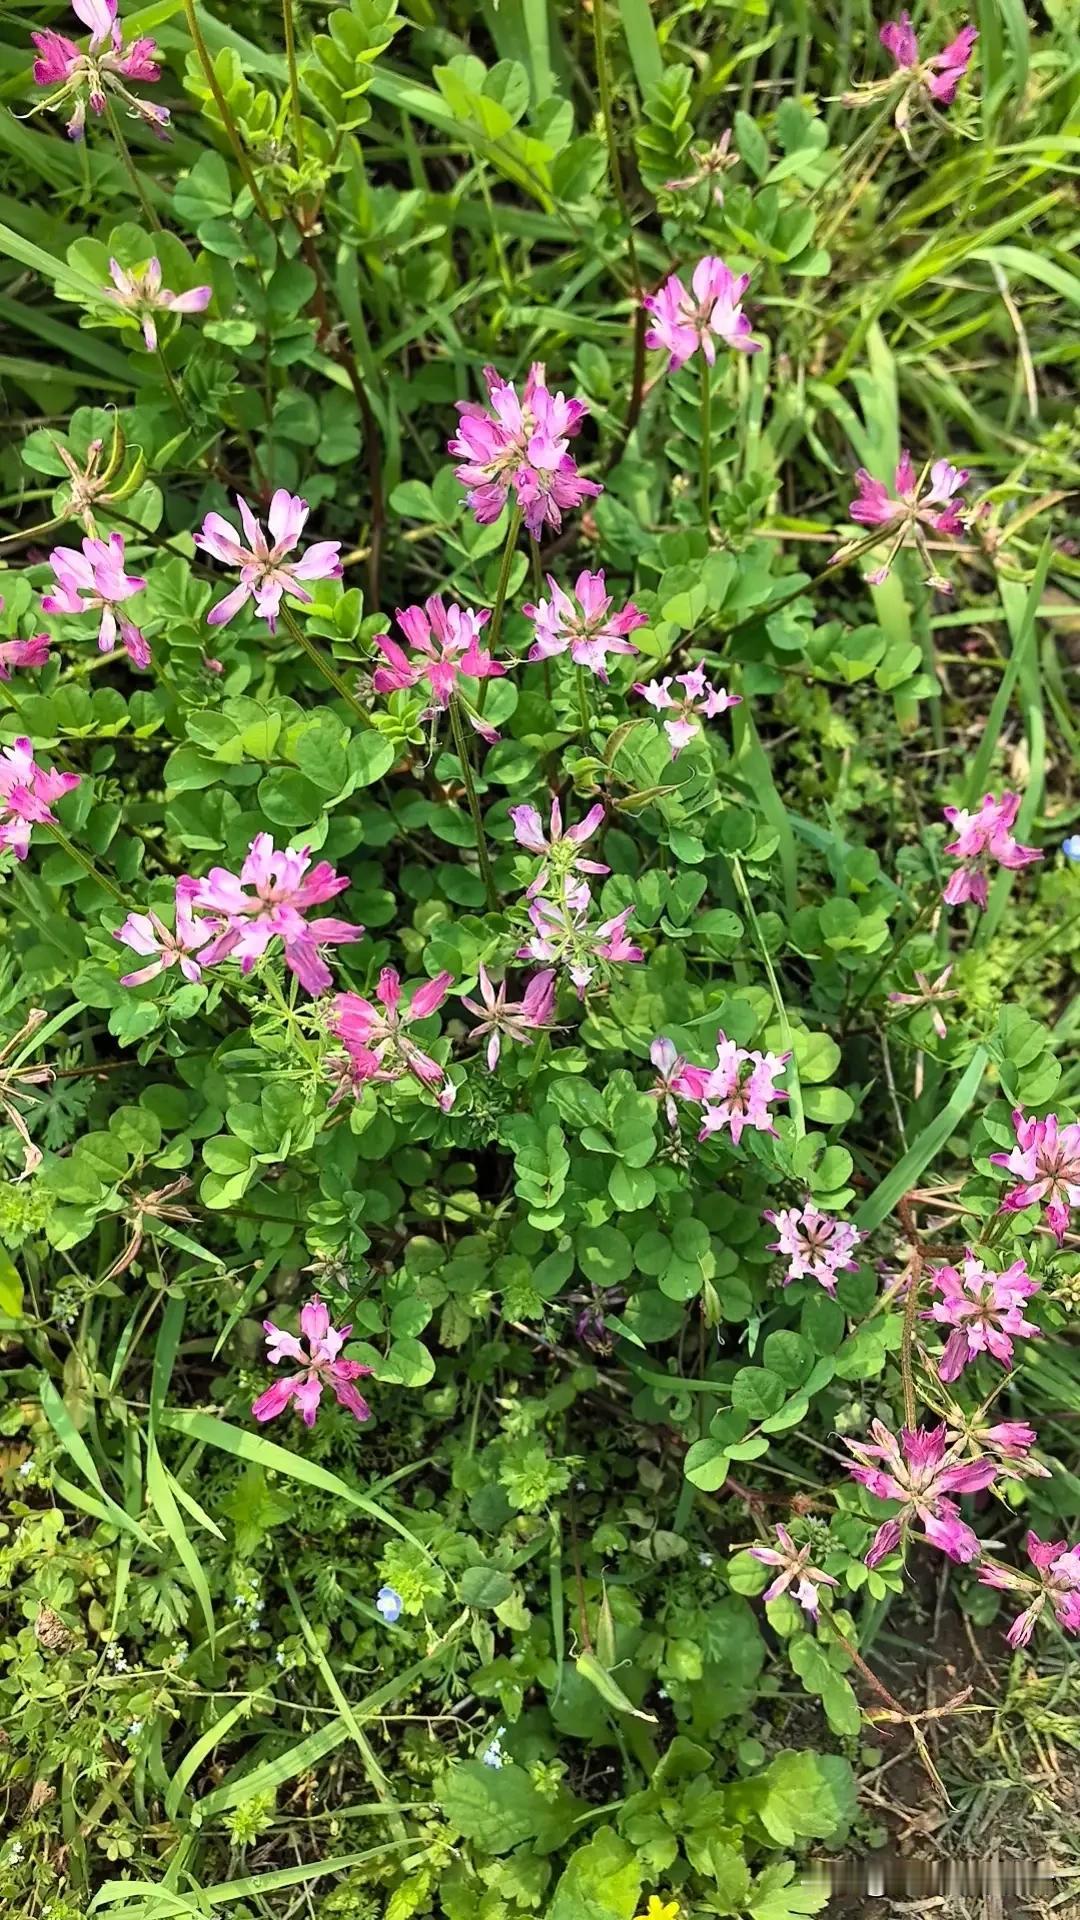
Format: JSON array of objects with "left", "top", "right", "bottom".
[
  {"left": 449, "top": 698, "right": 498, "bottom": 912},
  {"left": 103, "top": 98, "right": 162, "bottom": 232},
  {"left": 182, "top": 0, "right": 272, "bottom": 222},
  {"left": 278, "top": 602, "right": 372, "bottom": 728}
]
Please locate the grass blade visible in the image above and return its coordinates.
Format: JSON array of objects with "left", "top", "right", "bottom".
[{"left": 854, "top": 1047, "right": 989, "bottom": 1232}]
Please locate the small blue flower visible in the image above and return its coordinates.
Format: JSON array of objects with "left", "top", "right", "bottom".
[
  {"left": 1063, "top": 835, "right": 1080, "bottom": 864},
  {"left": 376, "top": 1585, "right": 403, "bottom": 1624}
]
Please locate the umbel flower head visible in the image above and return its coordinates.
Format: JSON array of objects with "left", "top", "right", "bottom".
[
  {"left": 373, "top": 597, "right": 504, "bottom": 742},
  {"left": 449, "top": 361, "right": 601, "bottom": 539},
  {"left": 990, "top": 1107, "right": 1080, "bottom": 1244},
  {"left": 979, "top": 1532, "right": 1080, "bottom": 1648},
  {"left": 30, "top": 0, "right": 169, "bottom": 141},
  {"left": 115, "top": 890, "right": 214, "bottom": 987},
  {"left": 525, "top": 569, "right": 647, "bottom": 680},
  {"left": 331, "top": 967, "right": 456, "bottom": 1112},
  {"left": 925, "top": 1250, "right": 1040, "bottom": 1381},
  {"left": 844, "top": 451, "right": 970, "bottom": 591},
  {"left": 183, "top": 833, "right": 364, "bottom": 996},
  {"left": 697, "top": 1032, "right": 789, "bottom": 1145},
  {"left": 517, "top": 883, "right": 643, "bottom": 997},
  {"left": 750, "top": 1524, "right": 840, "bottom": 1620},
  {"left": 644, "top": 255, "right": 763, "bottom": 369},
  {"left": 509, "top": 797, "right": 609, "bottom": 899},
  {"left": 843, "top": 12, "right": 978, "bottom": 146},
  {"left": 104, "top": 258, "right": 211, "bottom": 352},
  {"left": 764, "top": 1201, "right": 864, "bottom": 1294},
  {"left": 196, "top": 490, "right": 342, "bottom": 632},
  {"left": 41, "top": 531, "right": 150, "bottom": 668},
  {"left": 942, "top": 791, "right": 1041, "bottom": 909},
  {"left": 635, "top": 666, "right": 741, "bottom": 758},
  {"left": 252, "top": 1296, "right": 372, "bottom": 1428},
  {"left": 0, "top": 739, "right": 79, "bottom": 861},
  {"left": 459, "top": 967, "right": 555, "bottom": 1071},
  {"left": 844, "top": 1419, "right": 997, "bottom": 1567}
]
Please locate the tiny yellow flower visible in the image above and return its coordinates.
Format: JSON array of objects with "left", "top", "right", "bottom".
[{"left": 635, "top": 1900, "right": 679, "bottom": 1920}]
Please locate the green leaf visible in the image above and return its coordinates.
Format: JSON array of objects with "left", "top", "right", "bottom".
[
  {"left": 459, "top": 1566, "right": 515, "bottom": 1608},
  {"left": 576, "top": 1650, "right": 657, "bottom": 1722},
  {"left": 548, "top": 1828, "right": 642, "bottom": 1920}
]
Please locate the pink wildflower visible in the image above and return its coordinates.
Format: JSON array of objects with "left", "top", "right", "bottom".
[
  {"left": 449, "top": 361, "right": 601, "bottom": 539},
  {"left": 0, "top": 634, "right": 51, "bottom": 681},
  {"left": 0, "top": 738, "right": 80, "bottom": 861},
  {"left": 524, "top": 570, "right": 646, "bottom": 680},
  {"left": 990, "top": 1108, "right": 1080, "bottom": 1244},
  {"left": 926, "top": 1251, "right": 1040, "bottom": 1381},
  {"left": 764, "top": 1201, "right": 864, "bottom": 1294},
  {"left": 459, "top": 967, "right": 555, "bottom": 1071},
  {"left": 844, "top": 1419, "right": 997, "bottom": 1567},
  {"left": 942, "top": 1412, "right": 1050, "bottom": 1483},
  {"left": 979, "top": 1532, "right": 1080, "bottom": 1648},
  {"left": 648, "top": 1036, "right": 710, "bottom": 1128},
  {"left": 252, "top": 1296, "right": 372, "bottom": 1429},
  {"left": 698, "top": 1033, "right": 789, "bottom": 1146},
  {"left": 517, "top": 886, "right": 643, "bottom": 997},
  {"left": 185, "top": 834, "right": 363, "bottom": 996},
  {"left": 750, "top": 1524, "right": 840, "bottom": 1620},
  {"left": 115, "top": 890, "right": 214, "bottom": 987},
  {"left": 104, "top": 257, "right": 211, "bottom": 352},
  {"left": 331, "top": 967, "right": 456, "bottom": 1112},
  {"left": 634, "top": 665, "right": 742, "bottom": 758},
  {"left": 30, "top": 0, "right": 169, "bottom": 141},
  {"left": 373, "top": 597, "right": 504, "bottom": 743},
  {"left": 942, "top": 791, "right": 1041, "bottom": 910},
  {"left": 844, "top": 450, "right": 970, "bottom": 591},
  {"left": 41, "top": 531, "right": 150, "bottom": 668},
  {"left": 643, "top": 256, "right": 763, "bottom": 370},
  {"left": 196, "top": 490, "right": 342, "bottom": 633},
  {"left": 888, "top": 964, "right": 957, "bottom": 1039},
  {"left": 880, "top": 13, "right": 978, "bottom": 103},
  {"left": 509, "top": 796, "right": 608, "bottom": 899}
]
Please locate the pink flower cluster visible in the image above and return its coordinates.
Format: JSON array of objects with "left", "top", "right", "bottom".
[
  {"left": 31, "top": 0, "right": 169, "bottom": 140},
  {"left": 460, "top": 967, "right": 555, "bottom": 1071},
  {"left": 252, "top": 1297, "right": 372, "bottom": 1428},
  {"left": 844, "top": 1419, "right": 996, "bottom": 1568},
  {"left": 508, "top": 798, "right": 643, "bottom": 998},
  {"left": 764, "top": 1201, "right": 863, "bottom": 1294},
  {"left": 330, "top": 967, "right": 456, "bottom": 1113},
  {"left": 374, "top": 596, "right": 504, "bottom": 742},
  {"left": 197, "top": 491, "right": 342, "bottom": 633},
  {"left": 991, "top": 1108, "right": 1080, "bottom": 1244},
  {"left": 644, "top": 256, "right": 763, "bottom": 370},
  {"left": 635, "top": 666, "right": 741, "bottom": 759},
  {"left": 925, "top": 1251, "right": 1040, "bottom": 1382},
  {"left": 116, "top": 834, "right": 364, "bottom": 996},
  {"left": 880, "top": 12, "right": 978, "bottom": 105},
  {"left": 645, "top": 1029, "right": 788, "bottom": 1145},
  {"left": 104, "top": 258, "right": 211, "bottom": 352},
  {"left": 750, "top": 1525, "right": 839, "bottom": 1620},
  {"left": 847, "top": 451, "right": 970, "bottom": 590},
  {"left": 942, "top": 791, "right": 1041, "bottom": 909},
  {"left": 979, "top": 1533, "right": 1080, "bottom": 1649},
  {"left": 41, "top": 531, "right": 150, "bottom": 668},
  {"left": 0, "top": 739, "right": 80, "bottom": 861},
  {"left": 525, "top": 570, "right": 646, "bottom": 681},
  {"left": 449, "top": 362, "right": 601, "bottom": 539},
  {"left": 0, "top": 598, "right": 50, "bottom": 683}
]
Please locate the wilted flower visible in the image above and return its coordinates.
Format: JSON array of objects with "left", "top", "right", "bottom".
[
  {"left": 750, "top": 1524, "right": 840, "bottom": 1619},
  {"left": 764, "top": 1201, "right": 864, "bottom": 1294},
  {"left": 979, "top": 1532, "right": 1080, "bottom": 1648},
  {"left": 509, "top": 797, "right": 608, "bottom": 899},
  {"left": 844, "top": 1419, "right": 997, "bottom": 1567},
  {"left": 0, "top": 737, "right": 80, "bottom": 860},
  {"left": 990, "top": 1108, "right": 1080, "bottom": 1244},
  {"left": 331, "top": 967, "right": 456, "bottom": 1112},
  {"left": 30, "top": 0, "right": 169, "bottom": 141},
  {"left": 376, "top": 1585, "right": 403, "bottom": 1624},
  {"left": 648, "top": 1036, "right": 710, "bottom": 1127},
  {"left": 115, "top": 891, "right": 215, "bottom": 987},
  {"left": 843, "top": 450, "right": 970, "bottom": 591},
  {"left": 664, "top": 132, "right": 737, "bottom": 203},
  {"left": 942, "top": 791, "right": 1042, "bottom": 909},
  {"left": 634, "top": 666, "right": 742, "bottom": 758},
  {"left": 698, "top": 1033, "right": 789, "bottom": 1146},
  {"left": 252, "top": 1296, "right": 372, "bottom": 1428},
  {"left": 0, "top": 1007, "right": 53, "bottom": 1178},
  {"left": 184, "top": 833, "right": 364, "bottom": 996},
  {"left": 525, "top": 570, "right": 646, "bottom": 680},
  {"left": 41, "top": 531, "right": 150, "bottom": 668},
  {"left": 373, "top": 597, "right": 504, "bottom": 743},
  {"left": 887, "top": 964, "right": 958, "bottom": 1039},
  {"left": 925, "top": 1251, "right": 1040, "bottom": 1381},
  {"left": 644, "top": 256, "right": 763, "bottom": 370},
  {"left": 843, "top": 13, "right": 977, "bottom": 145},
  {"left": 196, "top": 490, "right": 342, "bottom": 632},
  {"left": 459, "top": 967, "right": 555, "bottom": 1071},
  {"left": 103, "top": 257, "right": 211, "bottom": 352},
  {"left": 518, "top": 886, "right": 643, "bottom": 997},
  {"left": 449, "top": 362, "right": 600, "bottom": 539}
]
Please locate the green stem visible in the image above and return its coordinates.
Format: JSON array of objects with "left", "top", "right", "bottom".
[
  {"left": 592, "top": 0, "right": 646, "bottom": 444},
  {"left": 488, "top": 505, "right": 522, "bottom": 656},
  {"left": 449, "top": 697, "right": 498, "bottom": 912},
  {"left": 45, "top": 825, "right": 128, "bottom": 909},
  {"left": 282, "top": 0, "right": 305, "bottom": 163},
  {"left": 278, "top": 603, "right": 372, "bottom": 728},
  {"left": 155, "top": 347, "right": 195, "bottom": 430},
  {"left": 182, "top": 0, "right": 272, "bottom": 222},
  {"left": 899, "top": 1252, "right": 922, "bottom": 1431},
  {"left": 576, "top": 663, "right": 591, "bottom": 739},
  {"left": 103, "top": 97, "right": 162, "bottom": 231},
  {"left": 699, "top": 356, "right": 712, "bottom": 534}
]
